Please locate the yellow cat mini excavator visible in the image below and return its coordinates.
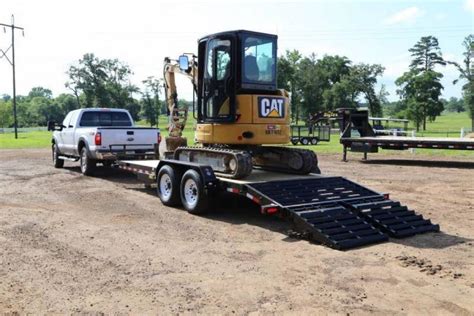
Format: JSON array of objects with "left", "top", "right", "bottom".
[{"left": 161, "top": 30, "right": 319, "bottom": 179}]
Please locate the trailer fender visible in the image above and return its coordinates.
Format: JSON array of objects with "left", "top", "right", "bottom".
[{"left": 156, "top": 160, "right": 219, "bottom": 191}]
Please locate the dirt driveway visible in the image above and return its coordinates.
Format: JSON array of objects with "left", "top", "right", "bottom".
[{"left": 0, "top": 149, "right": 473, "bottom": 314}]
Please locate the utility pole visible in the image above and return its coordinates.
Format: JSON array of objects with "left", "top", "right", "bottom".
[{"left": 0, "top": 15, "right": 24, "bottom": 139}]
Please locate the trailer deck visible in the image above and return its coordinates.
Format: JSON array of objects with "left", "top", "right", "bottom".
[{"left": 118, "top": 159, "right": 439, "bottom": 250}]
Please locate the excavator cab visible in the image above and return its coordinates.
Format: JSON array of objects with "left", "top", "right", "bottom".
[{"left": 194, "top": 30, "right": 278, "bottom": 124}]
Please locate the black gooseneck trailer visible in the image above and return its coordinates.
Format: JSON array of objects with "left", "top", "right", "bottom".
[
  {"left": 338, "top": 108, "right": 474, "bottom": 161},
  {"left": 117, "top": 158, "right": 439, "bottom": 250}
]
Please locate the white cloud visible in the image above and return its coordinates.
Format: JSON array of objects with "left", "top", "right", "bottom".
[
  {"left": 466, "top": 0, "right": 474, "bottom": 11},
  {"left": 384, "top": 7, "right": 424, "bottom": 25}
]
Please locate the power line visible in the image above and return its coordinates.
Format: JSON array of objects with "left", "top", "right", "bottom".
[{"left": 0, "top": 15, "right": 25, "bottom": 139}]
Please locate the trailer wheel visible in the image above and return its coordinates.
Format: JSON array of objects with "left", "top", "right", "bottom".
[
  {"left": 52, "top": 143, "right": 64, "bottom": 168},
  {"left": 80, "top": 147, "right": 96, "bottom": 176},
  {"left": 310, "top": 138, "right": 319, "bottom": 145},
  {"left": 180, "top": 169, "right": 209, "bottom": 215},
  {"left": 157, "top": 165, "right": 181, "bottom": 206},
  {"left": 300, "top": 137, "right": 309, "bottom": 145},
  {"left": 291, "top": 139, "right": 299, "bottom": 145}
]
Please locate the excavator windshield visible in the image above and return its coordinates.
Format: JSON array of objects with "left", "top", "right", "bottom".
[{"left": 242, "top": 34, "right": 276, "bottom": 89}]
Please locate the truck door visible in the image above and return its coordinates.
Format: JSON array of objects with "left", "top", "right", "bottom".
[{"left": 62, "top": 110, "right": 79, "bottom": 155}]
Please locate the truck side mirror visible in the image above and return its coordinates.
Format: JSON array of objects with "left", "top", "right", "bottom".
[
  {"left": 47, "top": 121, "right": 64, "bottom": 131},
  {"left": 178, "top": 55, "right": 189, "bottom": 71},
  {"left": 47, "top": 121, "right": 56, "bottom": 131}
]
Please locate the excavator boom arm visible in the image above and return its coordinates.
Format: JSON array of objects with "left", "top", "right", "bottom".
[{"left": 162, "top": 56, "right": 198, "bottom": 137}]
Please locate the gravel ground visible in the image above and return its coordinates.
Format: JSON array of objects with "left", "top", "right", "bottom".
[{"left": 0, "top": 148, "right": 473, "bottom": 314}]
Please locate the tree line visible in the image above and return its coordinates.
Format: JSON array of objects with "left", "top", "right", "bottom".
[
  {"left": 278, "top": 34, "right": 473, "bottom": 131},
  {"left": 0, "top": 35, "right": 473, "bottom": 131}
]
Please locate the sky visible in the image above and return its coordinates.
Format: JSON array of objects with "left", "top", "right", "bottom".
[{"left": 0, "top": 0, "right": 473, "bottom": 103}]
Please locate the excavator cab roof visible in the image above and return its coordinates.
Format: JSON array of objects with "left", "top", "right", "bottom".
[{"left": 198, "top": 30, "right": 277, "bottom": 43}]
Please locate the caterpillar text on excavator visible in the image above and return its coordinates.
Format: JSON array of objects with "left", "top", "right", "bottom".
[{"left": 160, "top": 30, "right": 318, "bottom": 179}]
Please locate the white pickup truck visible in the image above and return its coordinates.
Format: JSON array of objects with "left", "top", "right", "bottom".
[{"left": 48, "top": 108, "right": 160, "bottom": 175}]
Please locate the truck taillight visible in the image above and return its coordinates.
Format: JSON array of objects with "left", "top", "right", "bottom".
[
  {"left": 95, "top": 132, "right": 102, "bottom": 146},
  {"left": 158, "top": 133, "right": 162, "bottom": 144}
]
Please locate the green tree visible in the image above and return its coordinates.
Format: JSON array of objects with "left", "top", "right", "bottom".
[
  {"left": 409, "top": 36, "right": 446, "bottom": 71},
  {"left": 448, "top": 34, "right": 474, "bottom": 130},
  {"left": 277, "top": 50, "right": 303, "bottom": 123},
  {"left": 0, "top": 99, "right": 13, "bottom": 128},
  {"left": 66, "top": 53, "right": 137, "bottom": 108},
  {"left": 396, "top": 70, "right": 444, "bottom": 131},
  {"left": 397, "top": 36, "right": 445, "bottom": 130},
  {"left": 141, "top": 76, "right": 162, "bottom": 126},
  {"left": 443, "top": 97, "right": 465, "bottom": 113}
]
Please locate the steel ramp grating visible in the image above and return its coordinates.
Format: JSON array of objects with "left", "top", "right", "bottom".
[
  {"left": 248, "top": 176, "right": 439, "bottom": 249},
  {"left": 291, "top": 205, "right": 388, "bottom": 250},
  {"left": 348, "top": 200, "right": 440, "bottom": 237}
]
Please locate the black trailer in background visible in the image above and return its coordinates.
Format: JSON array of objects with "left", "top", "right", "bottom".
[
  {"left": 338, "top": 108, "right": 474, "bottom": 161},
  {"left": 290, "top": 124, "right": 331, "bottom": 145}
]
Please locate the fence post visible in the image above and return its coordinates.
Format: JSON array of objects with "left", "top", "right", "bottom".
[
  {"left": 460, "top": 128, "right": 465, "bottom": 138},
  {"left": 409, "top": 130, "right": 416, "bottom": 154}
]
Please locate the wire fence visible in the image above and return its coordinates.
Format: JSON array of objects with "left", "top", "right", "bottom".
[{"left": 0, "top": 127, "right": 48, "bottom": 133}]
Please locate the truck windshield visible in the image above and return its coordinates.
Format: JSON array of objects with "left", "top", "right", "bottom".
[
  {"left": 242, "top": 35, "right": 276, "bottom": 85},
  {"left": 79, "top": 111, "right": 132, "bottom": 127}
]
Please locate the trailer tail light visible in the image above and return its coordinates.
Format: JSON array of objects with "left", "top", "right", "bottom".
[
  {"left": 158, "top": 133, "right": 162, "bottom": 144},
  {"left": 95, "top": 132, "right": 102, "bottom": 146},
  {"left": 261, "top": 205, "right": 279, "bottom": 215},
  {"left": 383, "top": 193, "right": 390, "bottom": 200}
]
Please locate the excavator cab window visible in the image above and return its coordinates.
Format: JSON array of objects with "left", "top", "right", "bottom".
[
  {"left": 241, "top": 34, "right": 276, "bottom": 91},
  {"left": 200, "top": 36, "right": 235, "bottom": 123}
]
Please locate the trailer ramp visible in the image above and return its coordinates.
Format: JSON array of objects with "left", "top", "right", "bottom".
[{"left": 249, "top": 177, "right": 439, "bottom": 250}]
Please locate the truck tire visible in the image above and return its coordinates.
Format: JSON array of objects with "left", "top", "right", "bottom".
[
  {"left": 80, "top": 147, "right": 96, "bottom": 176},
  {"left": 157, "top": 165, "right": 181, "bottom": 206},
  {"left": 52, "top": 143, "right": 64, "bottom": 168},
  {"left": 180, "top": 169, "right": 209, "bottom": 215}
]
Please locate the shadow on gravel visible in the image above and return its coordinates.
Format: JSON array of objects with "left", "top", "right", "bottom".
[
  {"left": 361, "top": 159, "right": 474, "bottom": 169},
  {"left": 130, "top": 186, "right": 297, "bottom": 241},
  {"left": 392, "top": 231, "right": 473, "bottom": 249},
  {"left": 63, "top": 166, "right": 138, "bottom": 185}
]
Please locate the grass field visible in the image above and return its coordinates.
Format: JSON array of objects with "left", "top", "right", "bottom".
[{"left": 1, "top": 112, "right": 473, "bottom": 158}]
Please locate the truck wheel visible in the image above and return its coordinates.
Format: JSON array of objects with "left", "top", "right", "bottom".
[
  {"left": 80, "top": 147, "right": 96, "bottom": 176},
  {"left": 300, "top": 137, "right": 309, "bottom": 145},
  {"left": 157, "top": 165, "right": 181, "bottom": 206},
  {"left": 310, "top": 138, "right": 319, "bottom": 145},
  {"left": 180, "top": 169, "right": 208, "bottom": 215},
  {"left": 52, "top": 144, "right": 64, "bottom": 168}
]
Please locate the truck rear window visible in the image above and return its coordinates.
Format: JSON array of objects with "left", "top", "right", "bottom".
[{"left": 79, "top": 111, "right": 132, "bottom": 127}]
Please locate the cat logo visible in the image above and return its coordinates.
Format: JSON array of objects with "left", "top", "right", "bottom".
[{"left": 258, "top": 97, "right": 285, "bottom": 118}]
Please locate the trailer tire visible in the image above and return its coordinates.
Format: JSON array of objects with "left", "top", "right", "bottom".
[
  {"left": 291, "top": 139, "right": 299, "bottom": 145},
  {"left": 52, "top": 143, "right": 64, "bottom": 168},
  {"left": 80, "top": 147, "right": 96, "bottom": 176},
  {"left": 157, "top": 165, "right": 181, "bottom": 206},
  {"left": 310, "top": 138, "right": 319, "bottom": 145},
  {"left": 300, "top": 137, "right": 309, "bottom": 145},
  {"left": 180, "top": 169, "right": 209, "bottom": 215}
]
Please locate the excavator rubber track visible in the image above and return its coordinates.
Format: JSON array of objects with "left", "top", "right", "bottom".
[
  {"left": 174, "top": 146, "right": 253, "bottom": 179},
  {"left": 250, "top": 146, "right": 320, "bottom": 175}
]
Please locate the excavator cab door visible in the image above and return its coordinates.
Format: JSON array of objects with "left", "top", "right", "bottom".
[{"left": 198, "top": 35, "right": 236, "bottom": 123}]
